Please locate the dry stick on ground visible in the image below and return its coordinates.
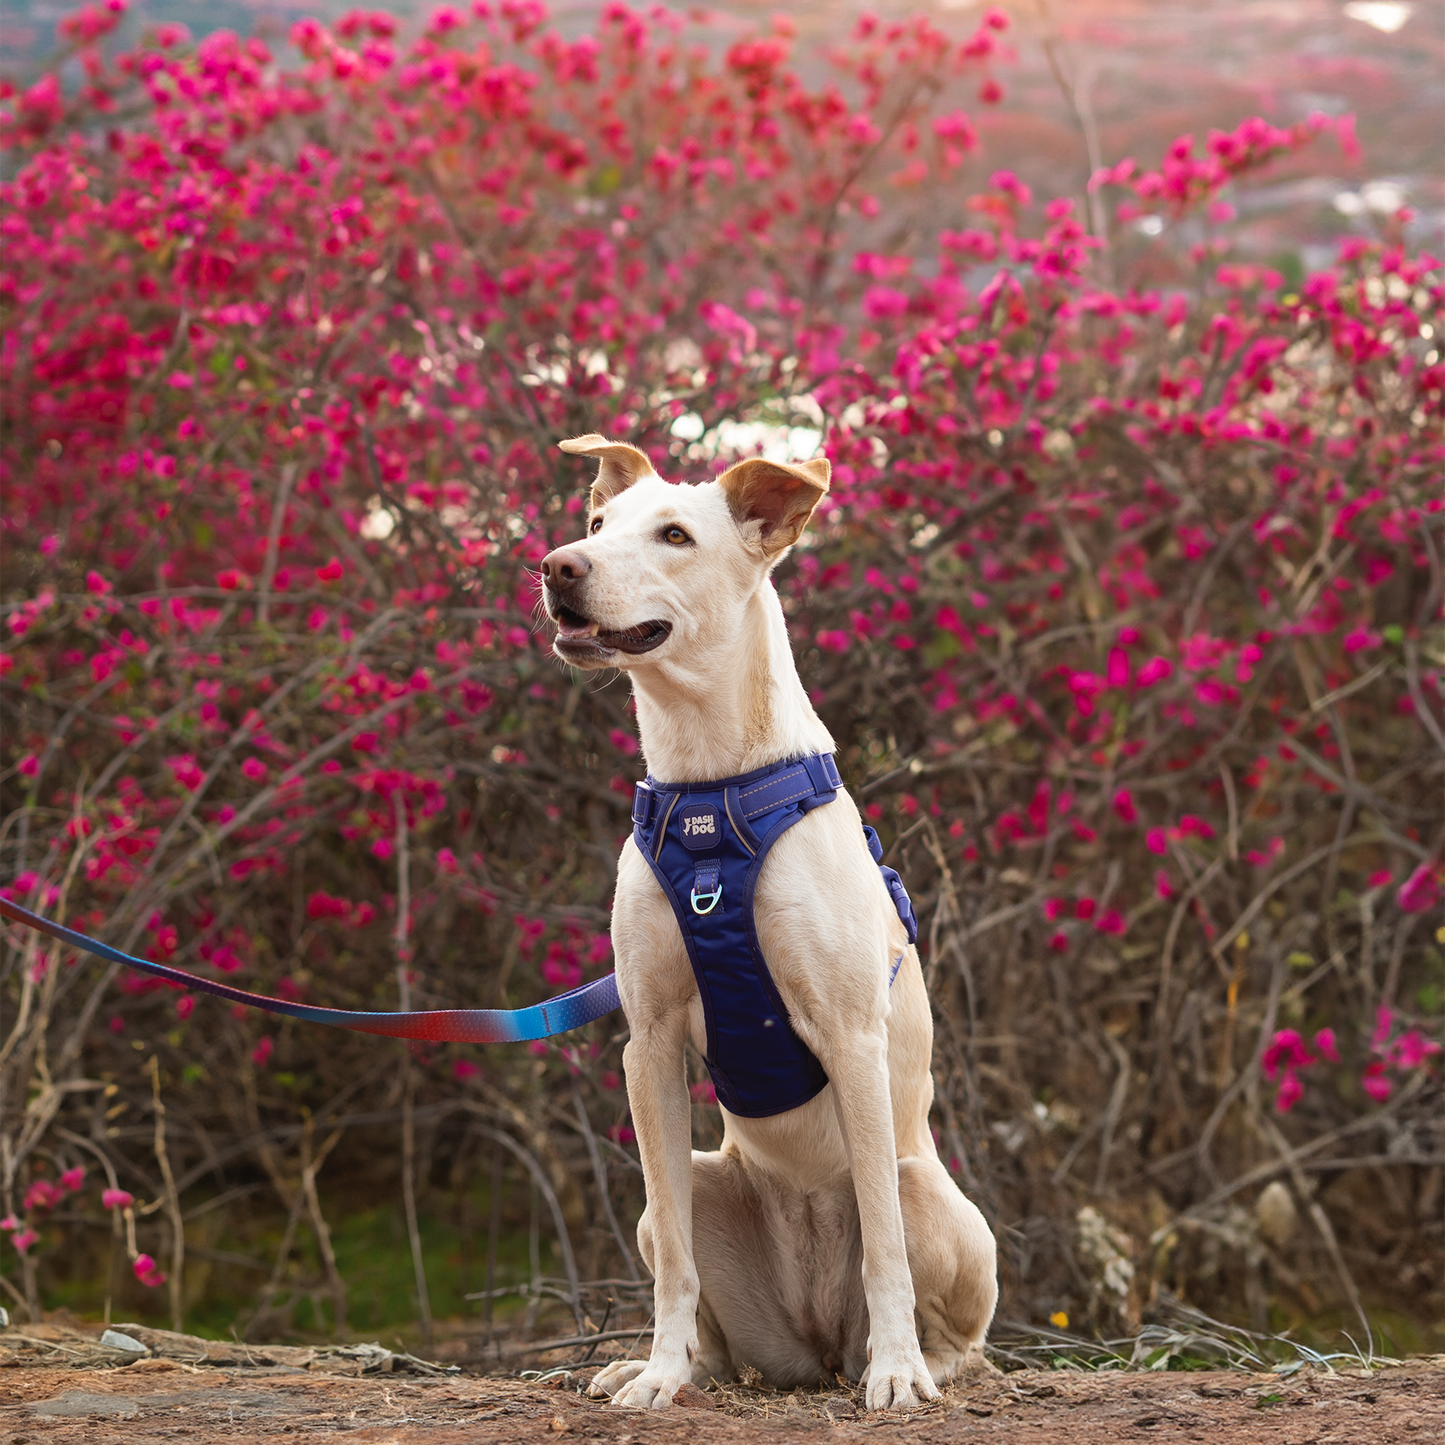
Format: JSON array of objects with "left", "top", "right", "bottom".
[{"left": 393, "top": 793, "right": 433, "bottom": 1350}]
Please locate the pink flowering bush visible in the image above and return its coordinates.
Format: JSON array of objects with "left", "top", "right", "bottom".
[{"left": 0, "top": 3, "right": 1441, "bottom": 1344}]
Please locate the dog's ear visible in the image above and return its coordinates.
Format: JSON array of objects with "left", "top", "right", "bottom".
[
  {"left": 558, "top": 435, "right": 654, "bottom": 509},
  {"left": 717, "top": 456, "right": 831, "bottom": 555}
]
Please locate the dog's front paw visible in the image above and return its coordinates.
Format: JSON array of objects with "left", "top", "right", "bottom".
[
  {"left": 608, "top": 1361, "right": 695, "bottom": 1411},
  {"left": 860, "top": 1346, "right": 941, "bottom": 1412},
  {"left": 587, "top": 1359, "right": 648, "bottom": 1400}
]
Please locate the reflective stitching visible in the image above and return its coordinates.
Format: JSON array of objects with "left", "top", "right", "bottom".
[
  {"left": 653, "top": 793, "right": 680, "bottom": 859},
  {"left": 738, "top": 767, "right": 805, "bottom": 802},
  {"left": 742, "top": 782, "right": 812, "bottom": 816},
  {"left": 723, "top": 790, "right": 756, "bottom": 856}
]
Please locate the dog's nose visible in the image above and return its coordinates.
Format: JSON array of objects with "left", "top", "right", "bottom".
[{"left": 541, "top": 547, "right": 591, "bottom": 589}]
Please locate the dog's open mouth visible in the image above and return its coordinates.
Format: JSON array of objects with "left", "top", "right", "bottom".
[{"left": 552, "top": 605, "right": 673, "bottom": 657}]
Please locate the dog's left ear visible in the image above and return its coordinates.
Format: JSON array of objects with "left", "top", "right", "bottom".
[
  {"left": 718, "top": 456, "right": 831, "bottom": 556},
  {"left": 558, "top": 435, "right": 655, "bottom": 509}
]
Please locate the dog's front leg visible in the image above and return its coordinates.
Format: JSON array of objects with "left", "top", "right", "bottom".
[
  {"left": 605, "top": 1006, "right": 699, "bottom": 1410},
  {"left": 825, "top": 1029, "right": 939, "bottom": 1412}
]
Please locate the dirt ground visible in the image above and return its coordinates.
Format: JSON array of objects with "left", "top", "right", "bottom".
[{"left": 2, "top": 1351, "right": 1443, "bottom": 1445}]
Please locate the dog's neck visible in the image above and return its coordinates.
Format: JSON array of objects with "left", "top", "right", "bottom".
[{"left": 630, "top": 580, "right": 834, "bottom": 784}]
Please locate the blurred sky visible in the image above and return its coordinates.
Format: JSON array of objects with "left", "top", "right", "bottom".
[{"left": 2, "top": 0, "right": 1440, "bottom": 268}]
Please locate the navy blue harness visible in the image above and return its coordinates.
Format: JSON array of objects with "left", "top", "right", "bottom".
[{"left": 630, "top": 752, "right": 918, "bottom": 1119}]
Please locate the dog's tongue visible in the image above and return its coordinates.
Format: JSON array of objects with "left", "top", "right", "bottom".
[{"left": 557, "top": 615, "right": 600, "bottom": 638}]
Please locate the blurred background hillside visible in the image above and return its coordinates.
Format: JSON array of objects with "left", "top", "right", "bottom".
[{"left": 4, "top": 0, "right": 1442, "bottom": 264}]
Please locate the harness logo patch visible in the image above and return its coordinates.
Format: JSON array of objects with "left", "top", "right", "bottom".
[{"left": 677, "top": 803, "right": 722, "bottom": 851}]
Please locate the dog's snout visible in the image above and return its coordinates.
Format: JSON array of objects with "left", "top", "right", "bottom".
[{"left": 541, "top": 547, "right": 591, "bottom": 589}]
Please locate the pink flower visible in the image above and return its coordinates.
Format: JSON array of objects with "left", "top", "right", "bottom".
[
  {"left": 1361, "top": 1061, "right": 1392, "bottom": 1103},
  {"left": 103, "top": 1189, "right": 135, "bottom": 1210},
  {"left": 1155, "top": 870, "right": 1173, "bottom": 900},
  {"left": 1074, "top": 897, "right": 1095, "bottom": 921},
  {"left": 251, "top": 1037, "right": 274, "bottom": 1068},
  {"left": 1043, "top": 898, "right": 1067, "bottom": 921},
  {"left": 1391, "top": 1030, "right": 1441, "bottom": 1071},
  {"left": 17, "top": 754, "right": 38, "bottom": 778},
  {"left": 1111, "top": 788, "right": 1137, "bottom": 824},
  {"left": 1313, "top": 1028, "right": 1340, "bottom": 1063},
  {"left": 1106, "top": 647, "right": 1130, "bottom": 688},
  {"left": 689, "top": 1080, "right": 718, "bottom": 1105},
  {"left": 1048, "top": 931, "right": 1069, "bottom": 952},
  {"left": 1135, "top": 656, "right": 1173, "bottom": 686},
  {"left": 1274, "top": 1071, "right": 1304, "bottom": 1113},
  {"left": 133, "top": 1253, "right": 167, "bottom": 1287},
  {"left": 85, "top": 569, "right": 113, "bottom": 595},
  {"left": 12, "top": 1228, "right": 39, "bottom": 1255},
  {"left": 453, "top": 1059, "right": 480, "bottom": 1081},
  {"left": 23, "top": 1180, "right": 63, "bottom": 1212},
  {"left": 436, "top": 847, "right": 459, "bottom": 874},
  {"left": 1145, "top": 829, "right": 1168, "bottom": 856},
  {"left": 609, "top": 727, "right": 639, "bottom": 756},
  {"left": 59, "top": 1167, "right": 85, "bottom": 1193},
  {"left": 241, "top": 757, "right": 268, "bottom": 782},
  {"left": 1262, "top": 1029, "right": 1314, "bottom": 1080},
  {"left": 316, "top": 557, "right": 344, "bottom": 582},
  {"left": 1397, "top": 861, "right": 1440, "bottom": 914},
  {"left": 1094, "top": 909, "right": 1127, "bottom": 936}
]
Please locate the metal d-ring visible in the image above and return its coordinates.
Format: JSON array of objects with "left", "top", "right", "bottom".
[{"left": 690, "top": 885, "right": 722, "bottom": 916}]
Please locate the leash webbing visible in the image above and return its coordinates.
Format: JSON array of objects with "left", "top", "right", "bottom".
[{"left": 0, "top": 897, "right": 620, "bottom": 1044}]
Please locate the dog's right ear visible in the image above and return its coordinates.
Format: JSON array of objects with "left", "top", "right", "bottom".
[{"left": 558, "top": 435, "right": 654, "bottom": 510}]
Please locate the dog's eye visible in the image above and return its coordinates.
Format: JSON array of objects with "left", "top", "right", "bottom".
[
  {"left": 663, "top": 526, "right": 691, "bottom": 546},
  {"left": 589, "top": 516, "right": 603, "bottom": 535}
]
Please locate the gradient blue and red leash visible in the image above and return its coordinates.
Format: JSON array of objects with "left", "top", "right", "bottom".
[{"left": 0, "top": 897, "right": 620, "bottom": 1044}]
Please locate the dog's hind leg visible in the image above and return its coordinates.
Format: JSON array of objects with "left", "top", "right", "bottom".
[{"left": 897, "top": 1155, "right": 998, "bottom": 1386}]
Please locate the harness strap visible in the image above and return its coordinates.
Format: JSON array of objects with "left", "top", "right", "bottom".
[{"left": 0, "top": 897, "right": 619, "bottom": 1044}]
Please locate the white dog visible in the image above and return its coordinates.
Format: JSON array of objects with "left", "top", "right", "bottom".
[{"left": 540, "top": 436, "right": 997, "bottom": 1412}]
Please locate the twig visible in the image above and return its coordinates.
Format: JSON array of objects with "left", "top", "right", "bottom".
[
  {"left": 145, "top": 1056, "right": 185, "bottom": 1333},
  {"left": 257, "top": 464, "right": 297, "bottom": 629},
  {"left": 393, "top": 797, "right": 431, "bottom": 1348},
  {"left": 511, "top": 1326, "right": 655, "bottom": 1357},
  {"left": 469, "top": 1119, "right": 584, "bottom": 1333},
  {"left": 571, "top": 1083, "right": 639, "bottom": 1282}
]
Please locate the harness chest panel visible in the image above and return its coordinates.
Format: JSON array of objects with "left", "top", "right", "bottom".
[{"left": 630, "top": 753, "right": 917, "bottom": 1120}]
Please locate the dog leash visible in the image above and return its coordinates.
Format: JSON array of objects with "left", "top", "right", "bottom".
[{"left": 0, "top": 897, "right": 620, "bottom": 1044}]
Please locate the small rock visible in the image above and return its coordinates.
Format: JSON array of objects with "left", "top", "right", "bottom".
[
  {"left": 100, "top": 1330, "right": 147, "bottom": 1353},
  {"left": 823, "top": 1395, "right": 857, "bottom": 1420},
  {"left": 672, "top": 1382, "right": 714, "bottom": 1409},
  {"left": 547, "top": 1415, "right": 570, "bottom": 1432}
]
